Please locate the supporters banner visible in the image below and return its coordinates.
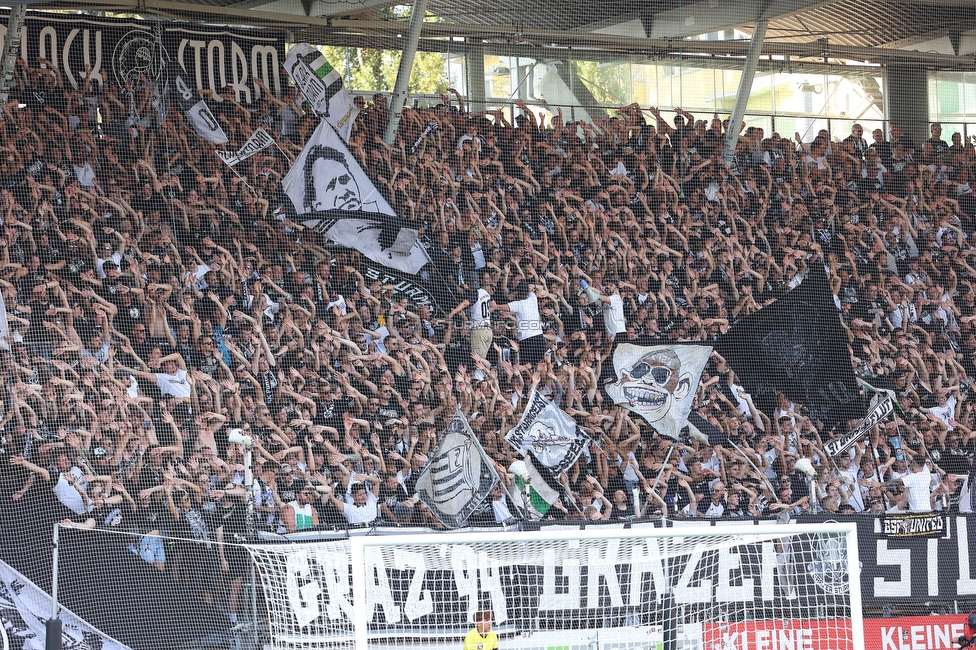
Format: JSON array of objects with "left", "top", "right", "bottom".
[
  {"left": 164, "top": 62, "right": 228, "bottom": 144},
  {"left": 863, "top": 615, "right": 968, "bottom": 650},
  {"left": 715, "top": 263, "right": 865, "bottom": 426},
  {"left": 822, "top": 394, "right": 893, "bottom": 458},
  {"left": 760, "top": 513, "right": 976, "bottom": 604},
  {"left": 605, "top": 343, "right": 711, "bottom": 440},
  {"left": 505, "top": 388, "right": 586, "bottom": 474},
  {"left": 702, "top": 620, "right": 854, "bottom": 650},
  {"left": 1, "top": 11, "right": 283, "bottom": 106},
  {"left": 216, "top": 128, "right": 274, "bottom": 166},
  {"left": 283, "top": 44, "right": 359, "bottom": 141},
  {"left": 881, "top": 511, "right": 947, "bottom": 538},
  {"left": 0, "top": 558, "right": 131, "bottom": 650},
  {"left": 287, "top": 120, "right": 429, "bottom": 274},
  {"left": 415, "top": 411, "right": 501, "bottom": 528}
]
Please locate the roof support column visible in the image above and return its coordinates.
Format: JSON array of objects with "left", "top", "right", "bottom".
[
  {"left": 723, "top": 18, "right": 767, "bottom": 160},
  {"left": 384, "top": 0, "right": 429, "bottom": 144},
  {"left": 466, "top": 45, "right": 486, "bottom": 113}
]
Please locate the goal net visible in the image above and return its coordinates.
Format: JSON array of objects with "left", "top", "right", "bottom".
[{"left": 244, "top": 522, "right": 863, "bottom": 650}]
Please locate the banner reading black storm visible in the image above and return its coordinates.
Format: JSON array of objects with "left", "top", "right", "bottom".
[{"left": 0, "top": 11, "right": 284, "bottom": 106}]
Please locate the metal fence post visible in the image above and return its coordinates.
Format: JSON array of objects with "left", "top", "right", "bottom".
[{"left": 46, "top": 524, "right": 61, "bottom": 650}]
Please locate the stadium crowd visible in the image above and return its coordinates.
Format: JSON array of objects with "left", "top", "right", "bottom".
[{"left": 0, "top": 56, "right": 974, "bottom": 604}]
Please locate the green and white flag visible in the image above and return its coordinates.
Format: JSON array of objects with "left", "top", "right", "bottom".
[
  {"left": 510, "top": 457, "right": 560, "bottom": 519},
  {"left": 284, "top": 44, "right": 359, "bottom": 141}
]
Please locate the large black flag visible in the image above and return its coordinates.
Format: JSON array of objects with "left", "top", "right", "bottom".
[{"left": 714, "top": 263, "right": 864, "bottom": 426}]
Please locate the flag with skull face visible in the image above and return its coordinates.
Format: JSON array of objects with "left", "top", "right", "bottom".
[{"left": 606, "top": 343, "right": 712, "bottom": 440}]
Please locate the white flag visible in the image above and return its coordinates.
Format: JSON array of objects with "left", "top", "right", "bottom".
[
  {"left": 606, "top": 343, "right": 712, "bottom": 440},
  {"left": 284, "top": 44, "right": 359, "bottom": 141},
  {"left": 415, "top": 411, "right": 500, "bottom": 529},
  {"left": 822, "top": 394, "right": 893, "bottom": 458},
  {"left": 0, "top": 558, "right": 132, "bottom": 650},
  {"left": 284, "top": 120, "right": 430, "bottom": 274},
  {"left": 165, "top": 63, "right": 228, "bottom": 144},
  {"left": 216, "top": 128, "right": 275, "bottom": 167},
  {"left": 505, "top": 388, "right": 585, "bottom": 474}
]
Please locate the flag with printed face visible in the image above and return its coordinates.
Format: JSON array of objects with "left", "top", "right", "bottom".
[
  {"left": 415, "top": 411, "right": 500, "bottom": 529},
  {"left": 216, "top": 128, "right": 275, "bottom": 166},
  {"left": 164, "top": 63, "right": 228, "bottom": 144},
  {"left": 284, "top": 43, "right": 359, "bottom": 141},
  {"left": 505, "top": 388, "right": 585, "bottom": 474},
  {"left": 283, "top": 119, "right": 430, "bottom": 274},
  {"left": 606, "top": 343, "right": 712, "bottom": 441}
]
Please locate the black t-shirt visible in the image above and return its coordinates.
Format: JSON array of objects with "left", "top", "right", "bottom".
[
  {"left": 209, "top": 500, "right": 247, "bottom": 544},
  {"left": 379, "top": 481, "right": 410, "bottom": 514}
]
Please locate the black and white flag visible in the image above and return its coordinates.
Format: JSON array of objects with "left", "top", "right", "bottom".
[
  {"left": 415, "top": 411, "right": 500, "bottom": 529},
  {"left": 283, "top": 44, "right": 359, "bottom": 142},
  {"left": 822, "top": 394, "right": 893, "bottom": 458},
  {"left": 0, "top": 558, "right": 131, "bottom": 650},
  {"left": 714, "top": 263, "right": 865, "bottom": 426},
  {"left": 505, "top": 388, "right": 585, "bottom": 474},
  {"left": 164, "top": 63, "right": 228, "bottom": 144},
  {"left": 284, "top": 119, "right": 430, "bottom": 274},
  {"left": 606, "top": 343, "right": 712, "bottom": 440},
  {"left": 216, "top": 128, "right": 274, "bottom": 167}
]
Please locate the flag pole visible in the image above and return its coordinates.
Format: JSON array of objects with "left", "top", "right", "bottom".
[
  {"left": 727, "top": 438, "right": 782, "bottom": 507},
  {"left": 650, "top": 443, "right": 676, "bottom": 494},
  {"left": 219, "top": 157, "right": 254, "bottom": 190}
]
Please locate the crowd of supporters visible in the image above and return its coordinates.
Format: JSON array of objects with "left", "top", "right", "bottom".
[{"left": 0, "top": 55, "right": 975, "bottom": 600}]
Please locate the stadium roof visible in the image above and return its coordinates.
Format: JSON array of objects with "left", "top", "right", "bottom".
[{"left": 33, "top": 0, "right": 976, "bottom": 68}]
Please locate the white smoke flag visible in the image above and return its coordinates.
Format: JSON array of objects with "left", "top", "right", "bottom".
[
  {"left": 606, "top": 343, "right": 712, "bottom": 440},
  {"left": 505, "top": 388, "right": 585, "bottom": 474},
  {"left": 509, "top": 457, "right": 560, "bottom": 519},
  {"left": 284, "top": 44, "right": 359, "bottom": 141},
  {"left": 216, "top": 128, "right": 275, "bottom": 167},
  {"left": 415, "top": 411, "right": 500, "bottom": 529},
  {"left": 164, "top": 63, "right": 228, "bottom": 144},
  {"left": 284, "top": 120, "right": 430, "bottom": 274}
]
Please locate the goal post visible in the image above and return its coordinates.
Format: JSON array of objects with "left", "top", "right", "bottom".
[{"left": 245, "top": 522, "right": 864, "bottom": 650}]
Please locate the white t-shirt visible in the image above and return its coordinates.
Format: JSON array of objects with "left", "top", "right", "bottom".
[
  {"left": 835, "top": 465, "right": 864, "bottom": 511},
  {"left": 343, "top": 489, "right": 379, "bottom": 524},
  {"left": 603, "top": 293, "right": 626, "bottom": 336},
  {"left": 96, "top": 252, "right": 123, "bottom": 279},
  {"left": 507, "top": 293, "right": 542, "bottom": 341},
  {"left": 902, "top": 469, "right": 934, "bottom": 512},
  {"left": 617, "top": 451, "right": 639, "bottom": 482},
  {"left": 702, "top": 501, "right": 726, "bottom": 518},
  {"left": 53, "top": 467, "right": 91, "bottom": 515},
  {"left": 470, "top": 288, "right": 492, "bottom": 328},
  {"left": 492, "top": 495, "right": 514, "bottom": 523},
  {"left": 929, "top": 396, "right": 957, "bottom": 429},
  {"left": 155, "top": 369, "right": 191, "bottom": 398}
]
